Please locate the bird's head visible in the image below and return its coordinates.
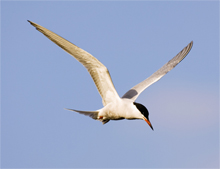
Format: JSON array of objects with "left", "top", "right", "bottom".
[{"left": 133, "top": 102, "right": 153, "bottom": 130}]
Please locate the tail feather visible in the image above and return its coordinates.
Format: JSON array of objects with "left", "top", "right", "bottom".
[
  {"left": 102, "top": 119, "right": 110, "bottom": 124},
  {"left": 65, "top": 108, "right": 99, "bottom": 119}
]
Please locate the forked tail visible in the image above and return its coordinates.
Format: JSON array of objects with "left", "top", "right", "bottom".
[
  {"left": 65, "top": 108, "right": 110, "bottom": 124},
  {"left": 65, "top": 108, "right": 99, "bottom": 119}
]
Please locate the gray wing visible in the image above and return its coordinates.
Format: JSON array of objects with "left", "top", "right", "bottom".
[
  {"left": 28, "top": 20, "right": 120, "bottom": 106},
  {"left": 122, "top": 41, "right": 193, "bottom": 101}
]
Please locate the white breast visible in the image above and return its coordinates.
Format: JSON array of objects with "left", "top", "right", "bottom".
[{"left": 99, "top": 98, "right": 142, "bottom": 120}]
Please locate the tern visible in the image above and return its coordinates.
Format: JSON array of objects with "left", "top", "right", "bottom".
[{"left": 28, "top": 20, "right": 193, "bottom": 130}]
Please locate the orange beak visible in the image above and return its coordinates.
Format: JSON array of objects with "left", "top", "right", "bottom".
[{"left": 143, "top": 117, "right": 154, "bottom": 130}]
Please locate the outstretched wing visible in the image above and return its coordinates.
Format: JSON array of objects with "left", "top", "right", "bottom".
[
  {"left": 28, "top": 20, "right": 120, "bottom": 106},
  {"left": 122, "top": 41, "right": 193, "bottom": 101}
]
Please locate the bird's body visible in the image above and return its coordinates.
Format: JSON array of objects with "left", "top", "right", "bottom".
[
  {"left": 98, "top": 99, "right": 143, "bottom": 120},
  {"left": 28, "top": 20, "right": 193, "bottom": 130},
  {"left": 67, "top": 98, "right": 146, "bottom": 124}
]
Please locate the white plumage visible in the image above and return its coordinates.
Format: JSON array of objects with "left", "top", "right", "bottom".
[{"left": 28, "top": 20, "right": 193, "bottom": 129}]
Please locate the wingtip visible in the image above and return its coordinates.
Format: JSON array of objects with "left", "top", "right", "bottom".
[
  {"left": 189, "top": 41, "right": 193, "bottom": 50},
  {"left": 27, "top": 20, "right": 38, "bottom": 28},
  {"left": 27, "top": 20, "right": 32, "bottom": 24},
  {"left": 64, "top": 108, "right": 73, "bottom": 111}
]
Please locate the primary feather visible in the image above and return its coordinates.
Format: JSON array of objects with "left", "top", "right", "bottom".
[
  {"left": 122, "top": 41, "right": 193, "bottom": 101},
  {"left": 28, "top": 20, "right": 120, "bottom": 106}
]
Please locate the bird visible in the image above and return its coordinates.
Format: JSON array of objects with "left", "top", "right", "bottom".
[{"left": 28, "top": 20, "right": 193, "bottom": 130}]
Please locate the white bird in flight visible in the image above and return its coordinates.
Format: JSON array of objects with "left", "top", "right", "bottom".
[{"left": 28, "top": 20, "right": 193, "bottom": 130}]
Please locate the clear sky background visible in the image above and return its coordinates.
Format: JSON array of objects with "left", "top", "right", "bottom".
[{"left": 1, "top": 1, "right": 219, "bottom": 169}]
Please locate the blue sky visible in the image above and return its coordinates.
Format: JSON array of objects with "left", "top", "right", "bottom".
[{"left": 1, "top": 1, "right": 219, "bottom": 168}]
